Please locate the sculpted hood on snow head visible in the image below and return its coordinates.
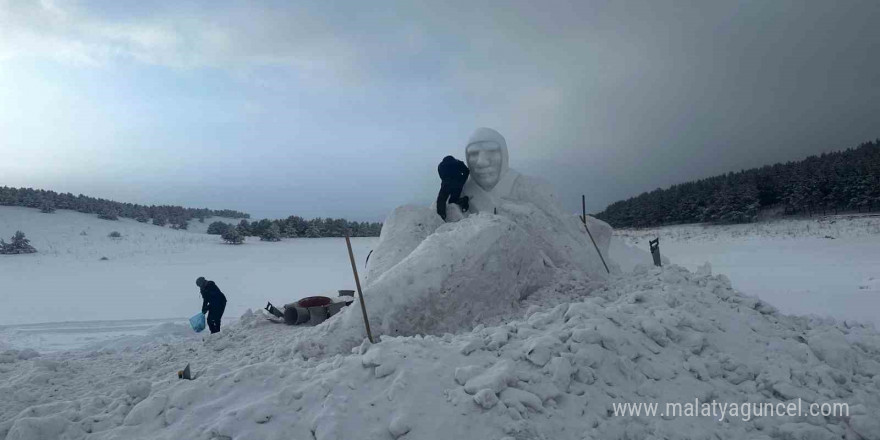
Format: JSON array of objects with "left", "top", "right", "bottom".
[
  {"left": 466, "top": 127, "right": 509, "bottom": 192},
  {"left": 463, "top": 127, "right": 520, "bottom": 213}
]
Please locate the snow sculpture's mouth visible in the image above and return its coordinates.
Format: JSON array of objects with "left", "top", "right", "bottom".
[{"left": 472, "top": 167, "right": 500, "bottom": 189}]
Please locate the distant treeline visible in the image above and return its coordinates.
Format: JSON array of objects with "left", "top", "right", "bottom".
[
  {"left": 596, "top": 139, "right": 880, "bottom": 228},
  {"left": 0, "top": 186, "right": 249, "bottom": 228},
  {"left": 0, "top": 186, "right": 383, "bottom": 238},
  {"left": 208, "top": 216, "right": 382, "bottom": 241}
]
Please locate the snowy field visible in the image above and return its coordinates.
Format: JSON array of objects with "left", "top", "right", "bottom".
[
  {"left": 2, "top": 207, "right": 878, "bottom": 350},
  {"left": 617, "top": 215, "right": 880, "bottom": 328},
  {"left": 2, "top": 207, "right": 880, "bottom": 440},
  {"left": 0, "top": 206, "right": 377, "bottom": 351}
]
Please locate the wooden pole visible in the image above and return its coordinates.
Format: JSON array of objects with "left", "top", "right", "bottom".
[
  {"left": 581, "top": 195, "right": 610, "bottom": 274},
  {"left": 345, "top": 232, "right": 374, "bottom": 343}
]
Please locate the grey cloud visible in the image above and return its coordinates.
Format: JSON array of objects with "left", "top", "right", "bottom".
[{"left": 2, "top": 0, "right": 879, "bottom": 218}]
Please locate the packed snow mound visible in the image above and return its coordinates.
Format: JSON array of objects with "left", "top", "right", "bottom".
[
  {"left": 499, "top": 174, "right": 616, "bottom": 270},
  {"left": 344, "top": 213, "right": 554, "bottom": 337},
  {"left": 362, "top": 205, "right": 444, "bottom": 284},
  {"left": 2, "top": 265, "right": 879, "bottom": 440},
  {"left": 493, "top": 200, "right": 617, "bottom": 276}
]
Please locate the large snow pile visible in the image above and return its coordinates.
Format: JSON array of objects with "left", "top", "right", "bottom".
[
  {"left": 2, "top": 264, "right": 879, "bottom": 440},
  {"left": 326, "top": 167, "right": 618, "bottom": 348},
  {"left": 347, "top": 213, "right": 556, "bottom": 337}
]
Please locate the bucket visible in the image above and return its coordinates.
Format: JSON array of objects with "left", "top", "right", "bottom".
[
  {"left": 307, "top": 306, "right": 329, "bottom": 325},
  {"left": 283, "top": 305, "right": 310, "bottom": 325}
]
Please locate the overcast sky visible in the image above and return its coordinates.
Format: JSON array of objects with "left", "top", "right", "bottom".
[{"left": 2, "top": 0, "right": 878, "bottom": 221}]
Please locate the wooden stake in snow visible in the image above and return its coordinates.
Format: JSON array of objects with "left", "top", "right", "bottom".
[
  {"left": 581, "top": 194, "right": 610, "bottom": 274},
  {"left": 345, "top": 232, "right": 374, "bottom": 343}
]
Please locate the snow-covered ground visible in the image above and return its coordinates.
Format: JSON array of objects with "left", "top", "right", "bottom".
[
  {"left": 617, "top": 215, "right": 880, "bottom": 328},
  {"left": 0, "top": 206, "right": 376, "bottom": 350},
  {"left": 2, "top": 207, "right": 880, "bottom": 440}
]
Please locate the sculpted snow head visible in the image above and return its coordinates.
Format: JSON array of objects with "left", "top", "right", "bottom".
[{"left": 465, "top": 127, "right": 509, "bottom": 192}]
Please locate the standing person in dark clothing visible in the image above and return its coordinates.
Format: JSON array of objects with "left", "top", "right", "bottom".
[
  {"left": 436, "top": 155, "right": 470, "bottom": 221},
  {"left": 196, "top": 277, "right": 227, "bottom": 333}
]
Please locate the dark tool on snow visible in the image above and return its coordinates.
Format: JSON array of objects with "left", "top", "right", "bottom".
[
  {"left": 365, "top": 249, "right": 373, "bottom": 268},
  {"left": 265, "top": 302, "right": 283, "bottom": 319},
  {"left": 177, "top": 363, "right": 193, "bottom": 380},
  {"left": 581, "top": 195, "right": 610, "bottom": 274},
  {"left": 345, "top": 231, "right": 374, "bottom": 343},
  {"left": 649, "top": 238, "right": 662, "bottom": 267}
]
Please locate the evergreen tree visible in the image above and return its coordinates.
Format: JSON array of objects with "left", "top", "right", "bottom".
[
  {"left": 40, "top": 200, "right": 55, "bottom": 213},
  {"left": 222, "top": 229, "right": 244, "bottom": 244},
  {"left": 305, "top": 225, "right": 322, "bottom": 238},
  {"left": 252, "top": 219, "right": 272, "bottom": 237},
  {"left": 237, "top": 219, "right": 251, "bottom": 236},
  {"left": 597, "top": 139, "right": 880, "bottom": 227},
  {"left": 98, "top": 208, "right": 119, "bottom": 221},
  {"left": 0, "top": 231, "right": 37, "bottom": 254},
  {"left": 260, "top": 223, "right": 282, "bottom": 242},
  {"left": 207, "top": 221, "right": 231, "bottom": 235}
]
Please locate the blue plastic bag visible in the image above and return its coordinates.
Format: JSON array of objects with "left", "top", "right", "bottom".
[{"left": 189, "top": 312, "right": 206, "bottom": 333}]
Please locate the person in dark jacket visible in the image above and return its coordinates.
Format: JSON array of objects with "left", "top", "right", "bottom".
[
  {"left": 436, "top": 155, "right": 470, "bottom": 220},
  {"left": 196, "top": 277, "right": 227, "bottom": 333}
]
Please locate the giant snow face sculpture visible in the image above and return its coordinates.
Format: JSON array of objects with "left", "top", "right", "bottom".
[
  {"left": 461, "top": 127, "right": 521, "bottom": 215},
  {"left": 467, "top": 141, "right": 503, "bottom": 191},
  {"left": 465, "top": 127, "right": 508, "bottom": 192}
]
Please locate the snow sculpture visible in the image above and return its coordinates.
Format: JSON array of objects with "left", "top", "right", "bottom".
[
  {"left": 363, "top": 205, "right": 444, "bottom": 284},
  {"left": 341, "top": 214, "right": 554, "bottom": 337},
  {"left": 460, "top": 127, "right": 615, "bottom": 276},
  {"left": 461, "top": 127, "right": 519, "bottom": 215},
  {"left": 339, "top": 127, "right": 617, "bottom": 342}
]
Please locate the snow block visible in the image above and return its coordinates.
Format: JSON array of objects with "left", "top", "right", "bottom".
[
  {"left": 473, "top": 389, "right": 500, "bottom": 409},
  {"left": 388, "top": 412, "right": 412, "bottom": 438},
  {"left": 125, "top": 380, "right": 152, "bottom": 403},
  {"left": 464, "top": 359, "right": 516, "bottom": 395},
  {"left": 454, "top": 365, "right": 483, "bottom": 385},
  {"left": 500, "top": 387, "right": 544, "bottom": 414}
]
